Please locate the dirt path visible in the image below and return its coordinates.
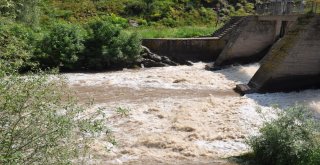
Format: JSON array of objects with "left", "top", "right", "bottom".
[{"left": 65, "top": 62, "right": 320, "bottom": 164}]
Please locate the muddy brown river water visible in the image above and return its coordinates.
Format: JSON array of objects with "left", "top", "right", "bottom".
[{"left": 65, "top": 62, "right": 320, "bottom": 164}]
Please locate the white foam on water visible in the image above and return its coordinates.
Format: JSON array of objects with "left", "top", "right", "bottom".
[{"left": 63, "top": 62, "right": 320, "bottom": 164}]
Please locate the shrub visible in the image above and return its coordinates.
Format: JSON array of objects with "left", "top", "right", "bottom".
[
  {"left": 247, "top": 105, "right": 320, "bottom": 165},
  {"left": 0, "top": 21, "right": 38, "bottom": 72},
  {"left": 110, "top": 31, "right": 142, "bottom": 67},
  {"left": 148, "top": 0, "right": 174, "bottom": 21},
  {"left": 80, "top": 19, "right": 141, "bottom": 70},
  {"left": 135, "top": 18, "right": 148, "bottom": 26},
  {"left": 199, "top": 7, "right": 218, "bottom": 24},
  {"left": 39, "top": 22, "right": 86, "bottom": 70},
  {"left": 81, "top": 19, "right": 121, "bottom": 69},
  {"left": 99, "top": 14, "right": 129, "bottom": 28},
  {"left": 0, "top": 0, "right": 41, "bottom": 25},
  {"left": 160, "top": 17, "right": 178, "bottom": 27},
  {"left": 125, "top": 0, "right": 147, "bottom": 16},
  {"left": 0, "top": 71, "right": 106, "bottom": 164}
]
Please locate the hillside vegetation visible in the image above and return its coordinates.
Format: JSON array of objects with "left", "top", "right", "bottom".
[
  {"left": 0, "top": 0, "right": 256, "bottom": 71},
  {"left": 42, "top": 0, "right": 255, "bottom": 27}
]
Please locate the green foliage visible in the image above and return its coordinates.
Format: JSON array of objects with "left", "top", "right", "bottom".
[
  {"left": 0, "top": 0, "right": 256, "bottom": 71},
  {"left": 38, "top": 22, "right": 86, "bottom": 70},
  {"left": 99, "top": 14, "right": 129, "bottom": 28},
  {"left": 0, "top": 20, "right": 38, "bottom": 72},
  {"left": 0, "top": 72, "right": 106, "bottom": 164},
  {"left": 2, "top": 14, "right": 141, "bottom": 71},
  {"left": 94, "top": 0, "right": 129, "bottom": 15},
  {"left": 48, "top": 0, "right": 97, "bottom": 22},
  {"left": 127, "top": 25, "right": 222, "bottom": 38},
  {"left": 125, "top": 0, "right": 148, "bottom": 16},
  {"left": 43, "top": 0, "right": 249, "bottom": 27},
  {"left": 0, "top": 0, "right": 41, "bottom": 25},
  {"left": 247, "top": 105, "right": 320, "bottom": 165},
  {"left": 80, "top": 18, "right": 142, "bottom": 70},
  {"left": 115, "top": 107, "right": 131, "bottom": 117}
]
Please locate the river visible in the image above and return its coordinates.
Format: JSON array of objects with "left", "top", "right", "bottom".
[{"left": 65, "top": 62, "right": 320, "bottom": 164}]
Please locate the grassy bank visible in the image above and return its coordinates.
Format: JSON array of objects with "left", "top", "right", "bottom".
[{"left": 126, "top": 25, "right": 222, "bottom": 38}]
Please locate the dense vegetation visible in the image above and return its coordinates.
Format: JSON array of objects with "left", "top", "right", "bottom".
[
  {"left": 0, "top": 0, "right": 257, "bottom": 71},
  {"left": 42, "top": 0, "right": 255, "bottom": 26},
  {"left": 247, "top": 105, "right": 320, "bottom": 165}
]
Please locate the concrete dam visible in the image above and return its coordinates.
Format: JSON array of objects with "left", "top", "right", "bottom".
[{"left": 142, "top": 14, "right": 320, "bottom": 94}]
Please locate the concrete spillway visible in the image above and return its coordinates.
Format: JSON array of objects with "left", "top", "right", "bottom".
[
  {"left": 142, "top": 14, "right": 320, "bottom": 93},
  {"left": 213, "top": 15, "right": 299, "bottom": 69},
  {"left": 237, "top": 15, "right": 320, "bottom": 94}
]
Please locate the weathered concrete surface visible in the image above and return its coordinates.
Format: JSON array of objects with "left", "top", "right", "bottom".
[
  {"left": 214, "top": 16, "right": 278, "bottom": 67},
  {"left": 213, "top": 15, "right": 300, "bottom": 69},
  {"left": 258, "top": 15, "right": 299, "bottom": 22},
  {"left": 142, "top": 38, "right": 226, "bottom": 62},
  {"left": 239, "top": 15, "right": 320, "bottom": 93},
  {"left": 142, "top": 17, "right": 245, "bottom": 62}
]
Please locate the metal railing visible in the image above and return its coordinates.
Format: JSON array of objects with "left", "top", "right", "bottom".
[{"left": 256, "top": 1, "right": 319, "bottom": 15}]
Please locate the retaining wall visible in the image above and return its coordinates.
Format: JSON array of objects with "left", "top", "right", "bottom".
[{"left": 142, "top": 38, "right": 226, "bottom": 62}]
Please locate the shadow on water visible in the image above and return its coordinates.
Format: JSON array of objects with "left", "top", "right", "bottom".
[{"left": 227, "top": 153, "right": 260, "bottom": 165}]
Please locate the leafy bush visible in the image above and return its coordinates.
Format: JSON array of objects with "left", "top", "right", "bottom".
[
  {"left": 247, "top": 105, "right": 320, "bottom": 165},
  {"left": 0, "top": 0, "right": 42, "bottom": 26},
  {"left": 80, "top": 19, "right": 141, "bottom": 70},
  {"left": 0, "top": 71, "right": 106, "bottom": 164},
  {"left": 0, "top": 21, "right": 38, "bottom": 72},
  {"left": 39, "top": 22, "right": 86, "bottom": 70},
  {"left": 125, "top": 0, "right": 147, "bottom": 16},
  {"left": 111, "top": 32, "right": 142, "bottom": 64},
  {"left": 99, "top": 14, "right": 129, "bottom": 28}
]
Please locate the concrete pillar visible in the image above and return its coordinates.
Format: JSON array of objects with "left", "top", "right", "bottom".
[{"left": 236, "top": 15, "right": 320, "bottom": 94}]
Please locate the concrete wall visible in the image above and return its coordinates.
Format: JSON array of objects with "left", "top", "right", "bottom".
[
  {"left": 214, "top": 16, "right": 277, "bottom": 67},
  {"left": 247, "top": 15, "right": 320, "bottom": 92},
  {"left": 142, "top": 38, "right": 226, "bottom": 62}
]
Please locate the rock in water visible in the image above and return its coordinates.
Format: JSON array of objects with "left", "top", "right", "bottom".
[{"left": 140, "top": 46, "right": 193, "bottom": 67}]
